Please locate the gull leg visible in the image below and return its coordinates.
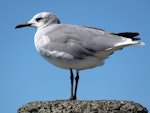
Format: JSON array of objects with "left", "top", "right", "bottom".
[
  {"left": 69, "top": 69, "right": 74, "bottom": 100},
  {"left": 73, "top": 70, "right": 79, "bottom": 100}
]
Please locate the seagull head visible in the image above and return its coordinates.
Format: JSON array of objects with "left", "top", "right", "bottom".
[{"left": 15, "top": 12, "right": 60, "bottom": 29}]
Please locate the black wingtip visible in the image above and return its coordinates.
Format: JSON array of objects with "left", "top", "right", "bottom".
[{"left": 112, "top": 32, "right": 141, "bottom": 41}]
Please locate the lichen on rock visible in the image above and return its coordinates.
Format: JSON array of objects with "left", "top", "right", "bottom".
[{"left": 18, "top": 100, "right": 148, "bottom": 113}]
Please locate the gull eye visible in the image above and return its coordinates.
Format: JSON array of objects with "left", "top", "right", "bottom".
[{"left": 36, "top": 17, "right": 43, "bottom": 22}]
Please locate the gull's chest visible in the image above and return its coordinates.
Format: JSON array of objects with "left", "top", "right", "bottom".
[
  {"left": 34, "top": 31, "right": 51, "bottom": 54},
  {"left": 34, "top": 25, "right": 57, "bottom": 53}
]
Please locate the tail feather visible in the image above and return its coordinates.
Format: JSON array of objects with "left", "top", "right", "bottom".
[
  {"left": 114, "top": 38, "right": 145, "bottom": 48},
  {"left": 97, "top": 32, "right": 145, "bottom": 59}
]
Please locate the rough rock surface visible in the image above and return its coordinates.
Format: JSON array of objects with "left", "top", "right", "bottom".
[{"left": 18, "top": 100, "right": 148, "bottom": 113}]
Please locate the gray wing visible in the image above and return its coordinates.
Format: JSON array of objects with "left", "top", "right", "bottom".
[
  {"left": 81, "top": 25, "right": 105, "bottom": 31},
  {"left": 45, "top": 24, "right": 124, "bottom": 58},
  {"left": 82, "top": 25, "right": 141, "bottom": 40}
]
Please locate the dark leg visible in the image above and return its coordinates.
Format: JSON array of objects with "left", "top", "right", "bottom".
[
  {"left": 73, "top": 70, "right": 79, "bottom": 100},
  {"left": 69, "top": 69, "right": 74, "bottom": 100}
]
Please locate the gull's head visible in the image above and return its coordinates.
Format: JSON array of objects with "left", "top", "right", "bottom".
[{"left": 15, "top": 12, "right": 60, "bottom": 29}]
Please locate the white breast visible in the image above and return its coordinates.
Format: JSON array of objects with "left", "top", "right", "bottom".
[{"left": 34, "top": 34, "right": 50, "bottom": 52}]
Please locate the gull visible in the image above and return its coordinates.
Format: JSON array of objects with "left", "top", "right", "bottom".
[{"left": 15, "top": 12, "right": 144, "bottom": 100}]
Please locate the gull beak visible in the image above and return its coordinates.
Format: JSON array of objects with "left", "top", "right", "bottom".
[{"left": 15, "top": 22, "right": 32, "bottom": 29}]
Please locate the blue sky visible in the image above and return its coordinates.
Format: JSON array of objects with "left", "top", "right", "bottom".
[{"left": 1, "top": 0, "right": 150, "bottom": 112}]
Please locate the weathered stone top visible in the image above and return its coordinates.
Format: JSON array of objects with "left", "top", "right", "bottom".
[{"left": 18, "top": 100, "right": 148, "bottom": 113}]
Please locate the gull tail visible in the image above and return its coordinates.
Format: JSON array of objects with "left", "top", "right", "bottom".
[
  {"left": 112, "top": 32, "right": 145, "bottom": 46},
  {"left": 97, "top": 32, "right": 145, "bottom": 60}
]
